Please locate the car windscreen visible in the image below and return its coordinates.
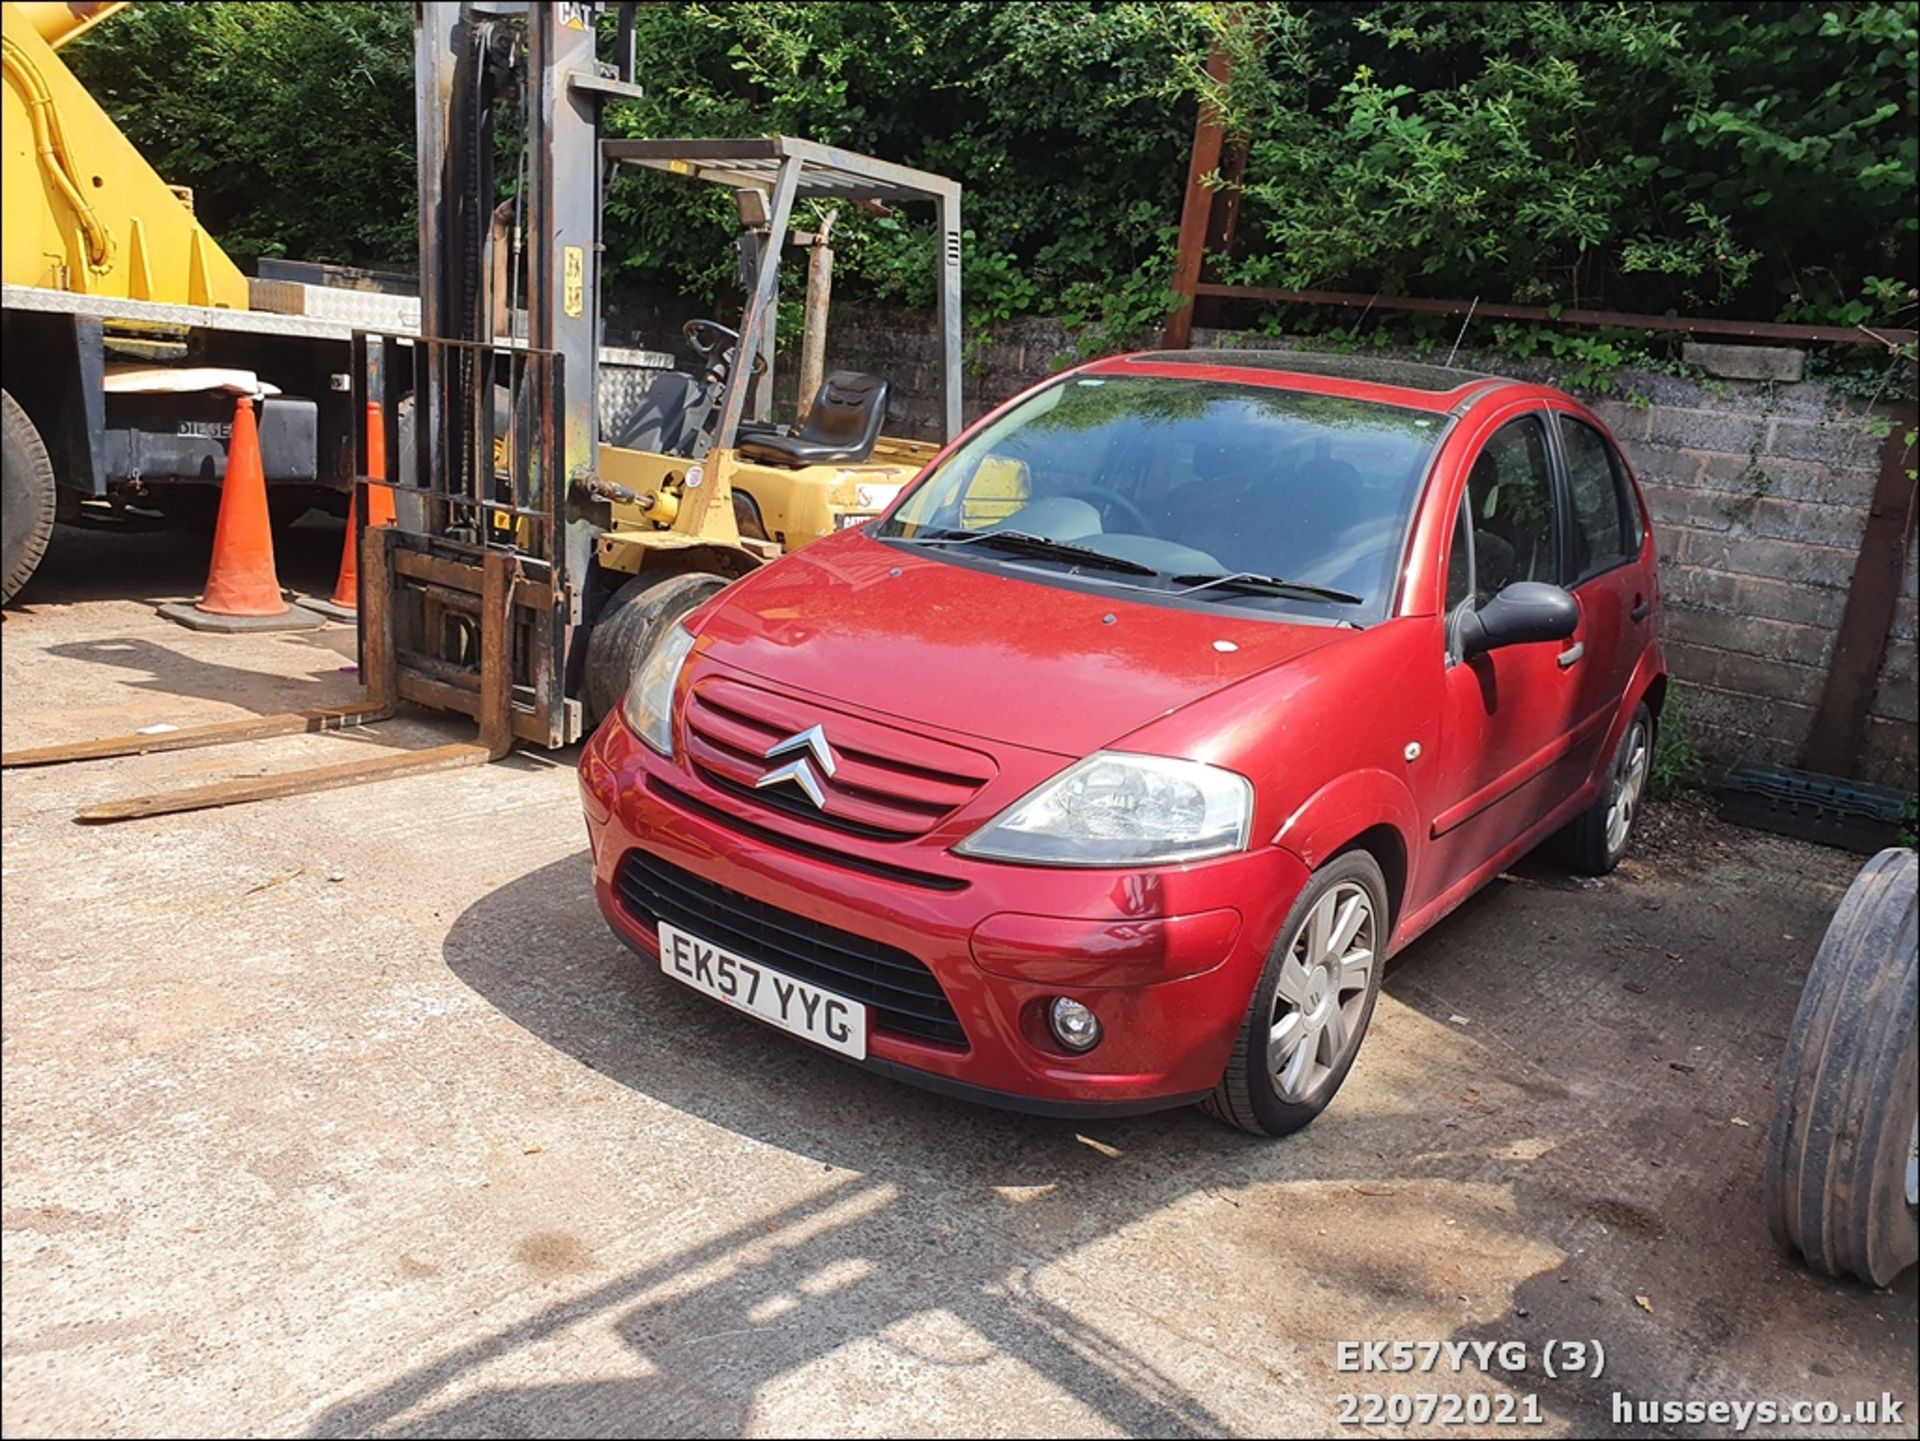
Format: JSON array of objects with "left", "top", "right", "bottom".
[{"left": 876, "top": 375, "right": 1445, "bottom": 621}]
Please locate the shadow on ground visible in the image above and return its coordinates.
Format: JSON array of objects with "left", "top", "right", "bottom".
[
  {"left": 10, "top": 510, "right": 345, "bottom": 611},
  {"left": 292, "top": 831, "right": 1920, "bottom": 1437}
]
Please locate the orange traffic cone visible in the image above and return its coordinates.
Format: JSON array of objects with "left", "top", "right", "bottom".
[
  {"left": 313, "top": 399, "right": 397, "bottom": 618},
  {"left": 159, "top": 393, "right": 321, "bottom": 632}
]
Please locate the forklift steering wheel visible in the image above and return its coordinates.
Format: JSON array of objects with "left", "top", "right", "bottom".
[
  {"left": 682, "top": 319, "right": 768, "bottom": 379},
  {"left": 682, "top": 318, "right": 740, "bottom": 357}
]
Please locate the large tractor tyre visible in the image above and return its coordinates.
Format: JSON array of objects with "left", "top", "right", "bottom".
[
  {"left": 1765, "top": 847, "right": 1919, "bottom": 1287},
  {"left": 582, "top": 571, "right": 729, "bottom": 732},
  {"left": 2, "top": 390, "right": 58, "bottom": 604}
]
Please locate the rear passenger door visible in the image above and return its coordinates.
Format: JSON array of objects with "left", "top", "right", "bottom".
[{"left": 1550, "top": 410, "right": 1650, "bottom": 777}]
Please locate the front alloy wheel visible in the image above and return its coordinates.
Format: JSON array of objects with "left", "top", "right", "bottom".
[
  {"left": 1204, "top": 849, "right": 1387, "bottom": 1136},
  {"left": 1269, "top": 881, "right": 1376, "bottom": 1104}
]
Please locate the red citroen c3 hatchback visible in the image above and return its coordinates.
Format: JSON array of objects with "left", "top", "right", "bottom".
[{"left": 579, "top": 351, "right": 1665, "bottom": 1135}]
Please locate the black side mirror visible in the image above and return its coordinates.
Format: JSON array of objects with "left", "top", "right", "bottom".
[{"left": 1457, "top": 581, "right": 1579, "bottom": 659}]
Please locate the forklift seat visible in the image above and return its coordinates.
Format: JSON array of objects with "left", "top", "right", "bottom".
[{"left": 737, "top": 371, "right": 890, "bottom": 466}]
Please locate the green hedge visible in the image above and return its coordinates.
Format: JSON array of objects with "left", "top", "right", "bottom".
[{"left": 66, "top": 2, "right": 1917, "bottom": 335}]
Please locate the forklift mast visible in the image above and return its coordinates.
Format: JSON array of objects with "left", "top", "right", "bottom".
[
  {"left": 338, "top": 0, "right": 647, "bottom": 756},
  {"left": 415, "top": 0, "right": 628, "bottom": 630}
]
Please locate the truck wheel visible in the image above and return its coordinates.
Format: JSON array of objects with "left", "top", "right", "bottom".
[
  {"left": 582, "top": 570, "right": 728, "bottom": 731},
  {"left": 2, "top": 390, "right": 57, "bottom": 604},
  {"left": 1766, "top": 847, "right": 1919, "bottom": 1286}
]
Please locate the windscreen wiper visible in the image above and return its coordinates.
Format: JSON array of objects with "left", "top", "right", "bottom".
[
  {"left": 1169, "top": 571, "right": 1364, "bottom": 605},
  {"left": 897, "top": 527, "right": 1159, "bottom": 577}
]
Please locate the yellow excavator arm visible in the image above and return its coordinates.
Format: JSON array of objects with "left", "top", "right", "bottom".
[
  {"left": 2, "top": 0, "right": 247, "bottom": 306},
  {"left": 15, "top": 1, "right": 128, "bottom": 48}
]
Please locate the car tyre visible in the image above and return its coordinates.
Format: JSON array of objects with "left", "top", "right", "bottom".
[
  {"left": 1202, "top": 848, "right": 1388, "bottom": 1137},
  {"left": 583, "top": 570, "right": 728, "bottom": 730},
  {"left": 1552, "top": 701, "right": 1652, "bottom": 876}
]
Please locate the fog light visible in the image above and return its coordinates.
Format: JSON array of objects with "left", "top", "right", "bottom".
[{"left": 1049, "top": 996, "right": 1102, "bottom": 1052}]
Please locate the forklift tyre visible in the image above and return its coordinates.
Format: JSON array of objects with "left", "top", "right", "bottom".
[
  {"left": 583, "top": 570, "right": 729, "bottom": 731},
  {"left": 2, "top": 390, "right": 58, "bottom": 605}
]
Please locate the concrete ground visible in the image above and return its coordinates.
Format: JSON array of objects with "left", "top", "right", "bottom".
[{"left": 3, "top": 516, "right": 1915, "bottom": 1439}]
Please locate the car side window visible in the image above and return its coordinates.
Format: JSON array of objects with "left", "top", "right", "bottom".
[
  {"left": 1461, "top": 415, "right": 1557, "bottom": 602},
  {"left": 1560, "top": 415, "right": 1638, "bottom": 582},
  {"left": 1444, "top": 493, "right": 1473, "bottom": 615},
  {"left": 1442, "top": 493, "right": 1477, "bottom": 663}
]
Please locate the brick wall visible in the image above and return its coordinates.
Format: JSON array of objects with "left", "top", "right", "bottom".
[
  {"left": 1582, "top": 377, "right": 1915, "bottom": 788},
  {"left": 795, "top": 307, "right": 1918, "bottom": 788}
]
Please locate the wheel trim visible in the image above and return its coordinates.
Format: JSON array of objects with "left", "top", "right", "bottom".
[
  {"left": 1605, "top": 719, "right": 1650, "bottom": 856},
  {"left": 1268, "top": 882, "right": 1375, "bottom": 1104}
]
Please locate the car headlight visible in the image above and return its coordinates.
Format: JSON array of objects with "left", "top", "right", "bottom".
[
  {"left": 620, "top": 624, "right": 697, "bottom": 756},
  {"left": 954, "top": 752, "right": 1253, "bottom": 866}
]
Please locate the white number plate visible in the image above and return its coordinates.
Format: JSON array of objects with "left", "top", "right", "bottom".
[{"left": 658, "top": 921, "right": 867, "bottom": 1060}]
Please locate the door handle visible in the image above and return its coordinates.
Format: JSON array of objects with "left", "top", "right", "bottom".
[
  {"left": 1557, "top": 642, "right": 1585, "bottom": 669},
  {"left": 1631, "top": 596, "right": 1650, "bottom": 622}
]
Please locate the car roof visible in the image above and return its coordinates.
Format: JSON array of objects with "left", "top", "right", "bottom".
[{"left": 1086, "top": 348, "right": 1530, "bottom": 415}]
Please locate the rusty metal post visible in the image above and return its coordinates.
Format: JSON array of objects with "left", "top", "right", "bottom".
[
  {"left": 796, "top": 208, "right": 838, "bottom": 425},
  {"left": 1162, "top": 42, "right": 1232, "bottom": 350},
  {"left": 1802, "top": 406, "right": 1918, "bottom": 777},
  {"left": 1206, "top": 136, "right": 1248, "bottom": 263}
]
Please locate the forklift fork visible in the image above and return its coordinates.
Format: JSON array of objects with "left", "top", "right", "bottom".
[{"left": 3, "top": 531, "right": 523, "bottom": 824}]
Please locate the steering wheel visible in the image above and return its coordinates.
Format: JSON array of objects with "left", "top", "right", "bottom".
[
  {"left": 681, "top": 318, "right": 767, "bottom": 379},
  {"left": 1061, "top": 486, "right": 1153, "bottom": 535}
]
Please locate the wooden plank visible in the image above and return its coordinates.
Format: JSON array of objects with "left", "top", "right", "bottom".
[
  {"left": 74, "top": 743, "right": 493, "bottom": 823},
  {"left": 1, "top": 704, "right": 389, "bottom": 769},
  {"left": 1187, "top": 283, "right": 1918, "bottom": 348},
  {"left": 1802, "top": 408, "right": 1918, "bottom": 777},
  {"left": 1161, "top": 42, "right": 1231, "bottom": 350}
]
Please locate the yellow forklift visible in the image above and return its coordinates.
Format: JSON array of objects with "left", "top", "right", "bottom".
[
  {"left": 6, "top": 2, "right": 966, "bottom": 819},
  {"left": 569, "top": 136, "right": 962, "bottom": 724}
]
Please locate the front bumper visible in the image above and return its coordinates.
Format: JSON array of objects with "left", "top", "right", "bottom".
[{"left": 580, "top": 715, "right": 1311, "bottom": 1110}]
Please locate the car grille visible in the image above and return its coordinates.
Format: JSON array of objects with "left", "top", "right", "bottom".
[
  {"left": 616, "top": 848, "right": 969, "bottom": 1049},
  {"left": 683, "top": 677, "right": 995, "bottom": 841}
]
